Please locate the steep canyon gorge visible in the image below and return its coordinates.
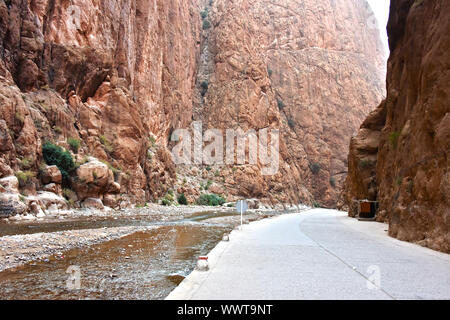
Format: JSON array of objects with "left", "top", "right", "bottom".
[
  {"left": 344, "top": 0, "right": 450, "bottom": 253},
  {"left": 0, "top": 0, "right": 448, "bottom": 252}
]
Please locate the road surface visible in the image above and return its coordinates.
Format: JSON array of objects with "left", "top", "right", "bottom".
[{"left": 167, "top": 209, "right": 450, "bottom": 300}]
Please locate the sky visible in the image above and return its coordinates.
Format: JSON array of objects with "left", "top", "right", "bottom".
[{"left": 367, "top": 0, "right": 391, "bottom": 54}]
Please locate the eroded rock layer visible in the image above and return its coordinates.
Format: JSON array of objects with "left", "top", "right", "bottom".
[
  {"left": 344, "top": 0, "right": 450, "bottom": 253},
  {"left": 0, "top": 0, "right": 385, "bottom": 211},
  {"left": 0, "top": 0, "right": 204, "bottom": 208},
  {"left": 193, "top": 0, "right": 385, "bottom": 207}
]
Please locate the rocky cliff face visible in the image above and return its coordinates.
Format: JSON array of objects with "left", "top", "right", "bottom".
[
  {"left": 0, "top": 0, "right": 204, "bottom": 210},
  {"left": 186, "top": 0, "right": 386, "bottom": 207},
  {"left": 0, "top": 0, "right": 385, "bottom": 213},
  {"left": 344, "top": 0, "right": 450, "bottom": 253}
]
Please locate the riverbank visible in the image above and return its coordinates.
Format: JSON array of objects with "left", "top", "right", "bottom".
[
  {"left": 0, "top": 204, "right": 290, "bottom": 274},
  {"left": 0, "top": 204, "right": 300, "bottom": 299},
  {"left": 0, "top": 226, "right": 155, "bottom": 273}
]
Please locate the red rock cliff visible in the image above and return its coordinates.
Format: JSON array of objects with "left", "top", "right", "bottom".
[
  {"left": 187, "top": 0, "right": 386, "bottom": 207},
  {"left": 344, "top": 0, "right": 450, "bottom": 253},
  {"left": 0, "top": 0, "right": 204, "bottom": 209},
  {"left": 0, "top": 0, "right": 385, "bottom": 211}
]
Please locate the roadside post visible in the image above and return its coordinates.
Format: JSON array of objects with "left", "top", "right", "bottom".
[{"left": 236, "top": 200, "right": 248, "bottom": 230}]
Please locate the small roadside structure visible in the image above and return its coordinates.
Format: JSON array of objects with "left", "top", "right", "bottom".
[{"left": 351, "top": 199, "right": 378, "bottom": 221}]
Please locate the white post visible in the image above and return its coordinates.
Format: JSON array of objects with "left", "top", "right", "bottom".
[{"left": 240, "top": 204, "right": 243, "bottom": 230}]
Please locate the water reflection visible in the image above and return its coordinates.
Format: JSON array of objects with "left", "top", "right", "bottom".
[{"left": 0, "top": 224, "right": 230, "bottom": 300}]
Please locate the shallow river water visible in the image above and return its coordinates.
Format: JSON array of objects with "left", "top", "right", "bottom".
[{"left": 0, "top": 210, "right": 241, "bottom": 300}]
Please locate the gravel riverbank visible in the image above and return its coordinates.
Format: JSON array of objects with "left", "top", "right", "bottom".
[
  {"left": 0, "top": 204, "right": 287, "bottom": 273},
  {"left": 0, "top": 226, "right": 157, "bottom": 272}
]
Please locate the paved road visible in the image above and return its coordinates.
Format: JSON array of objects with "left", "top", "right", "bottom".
[{"left": 167, "top": 209, "right": 450, "bottom": 300}]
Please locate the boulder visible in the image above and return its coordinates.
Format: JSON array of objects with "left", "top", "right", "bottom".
[
  {"left": 82, "top": 198, "right": 105, "bottom": 210},
  {"left": 0, "top": 175, "right": 19, "bottom": 193},
  {"left": 29, "top": 200, "right": 44, "bottom": 216},
  {"left": 72, "top": 158, "right": 114, "bottom": 200},
  {"left": 247, "top": 198, "right": 261, "bottom": 209},
  {"left": 76, "top": 159, "right": 111, "bottom": 184},
  {"left": 43, "top": 183, "right": 62, "bottom": 195},
  {"left": 0, "top": 158, "right": 13, "bottom": 177},
  {"left": 40, "top": 165, "right": 62, "bottom": 184},
  {"left": 0, "top": 193, "right": 27, "bottom": 217},
  {"left": 108, "top": 182, "right": 121, "bottom": 194},
  {"left": 36, "top": 191, "right": 68, "bottom": 211},
  {"left": 103, "top": 194, "right": 120, "bottom": 208},
  {"left": 0, "top": 120, "right": 13, "bottom": 152}
]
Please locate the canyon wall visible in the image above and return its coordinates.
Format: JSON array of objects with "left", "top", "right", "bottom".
[
  {"left": 344, "top": 0, "right": 450, "bottom": 253},
  {"left": 181, "top": 0, "right": 386, "bottom": 207},
  {"left": 0, "top": 0, "right": 385, "bottom": 213},
  {"left": 0, "top": 0, "right": 205, "bottom": 211}
]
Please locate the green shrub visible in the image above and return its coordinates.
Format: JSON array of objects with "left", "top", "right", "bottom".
[
  {"left": 62, "top": 188, "right": 77, "bottom": 201},
  {"left": 309, "top": 162, "right": 321, "bottom": 175},
  {"left": 202, "top": 19, "right": 211, "bottom": 30},
  {"left": 330, "top": 177, "right": 336, "bottom": 187},
  {"left": 15, "top": 171, "right": 35, "bottom": 187},
  {"left": 177, "top": 194, "right": 188, "bottom": 205},
  {"left": 54, "top": 126, "right": 63, "bottom": 134},
  {"left": 15, "top": 112, "right": 25, "bottom": 124},
  {"left": 161, "top": 196, "right": 174, "bottom": 206},
  {"left": 42, "top": 142, "right": 75, "bottom": 183},
  {"left": 206, "top": 180, "right": 213, "bottom": 190},
  {"left": 66, "top": 199, "right": 76, "bottom": 208},
  {"left": 34, "top": 119, "right": 43, "bottom": 129},
  {"left": 205, "top": 165, "right": 212, "bottom": 171},
  {"left": 200, "top": 10, "right": 208, "bottom": 19},
  {"left": 19, "top": 157, "right": 33, "bottom": 170},
  {"left": 67, "top": 137, "right": 81, "bottom": 154},
  {"left": 287, "top": 118, "right": 295, "bottom": 129},
  {"left": 161, "top": 191, "right": 175, "bottom": 206},
  {"left": 99, "top": 135, "right": 114, "bottom": 154},
  {"left": 407, "top": 180, "right": 414, "bottom": 193},
  {"left": 277, "top": 98, "right": 285, "bottom": 110},
  {"left": 389, "top": 131, "right": 400, "bottom": 149},
  {"left": 359, "top": 159, "right": 375, "bottom": 169},
  {"left": 268, "top": 68, "right": 273, "bottom": 77},
  {"left": 99, "top": 160, "right": 121, "bottom": 175},
  {"left": 196, "top": 194, "right": 225, "bottom": 206},
  {"left": 76, "top": 156, "right": 90, "bottom": 167},
  {"left": 200, "top": 80, "right": 209, "bottom": 97}
]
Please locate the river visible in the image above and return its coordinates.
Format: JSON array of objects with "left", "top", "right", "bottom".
[{"left": 0, "top": 208, "right": 278, "bottom": 299}]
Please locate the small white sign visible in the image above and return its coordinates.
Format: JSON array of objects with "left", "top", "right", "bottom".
[
  {"left": 236, "top": 200, "right": 248, "bottom": 213},
  {"left": 236, "top": 200, "right": 248, "bottom": 230}
]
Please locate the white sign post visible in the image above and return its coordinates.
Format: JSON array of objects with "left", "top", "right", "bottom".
[{"left": 236, "top": 200, "right": 248, "bottom": 230}]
